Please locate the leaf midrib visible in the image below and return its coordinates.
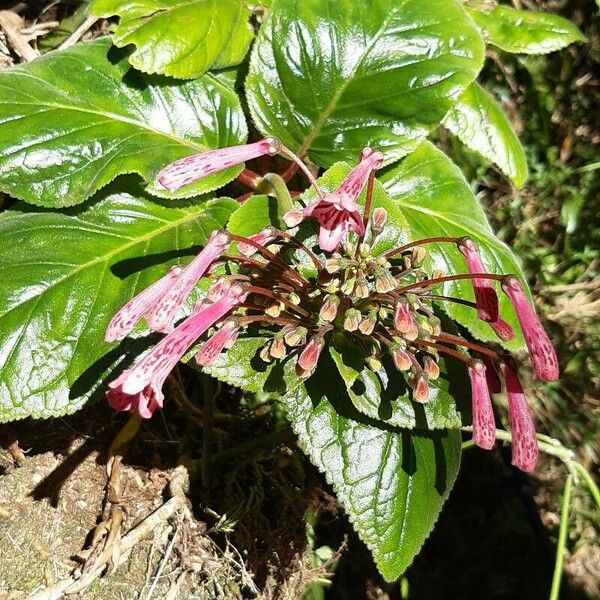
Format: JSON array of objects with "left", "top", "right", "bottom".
[
  {"left": 294, "top": 7, "right": 398, "bottom": 157},
  {"left": 0, "top": 207, "right": 210, "bottom": 321}
]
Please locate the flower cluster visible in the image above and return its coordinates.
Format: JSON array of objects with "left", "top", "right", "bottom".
[{"left": 106, "top": 139, "right": 559, "bottom": 472}]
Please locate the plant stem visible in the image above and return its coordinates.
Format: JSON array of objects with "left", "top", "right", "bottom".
[
  {"left": 549, "top": 474, "right": 573, "bottom": 600},
  {"left": 385, "top": 236, "right": 462, "bottom": 259},
  {"left": 237, "top": 168, "right": 262, "bottom": 189},
  {"left": 256, "top": 172, "right": 294, "bottom": 214},
  {"left": 202, "top": 376, "right": 215, "bottom": 489}
]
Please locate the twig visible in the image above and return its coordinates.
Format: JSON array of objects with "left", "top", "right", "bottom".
[
  {"left": 145, "top": 524, "right": 179, "bottom": 600},
  {"left": 58, "top": 15, "right": 98, "bottom": 50},
  {"left": 0, "top": 10, "right": 38, "bottom": 61},
  {"left": 28, "top": 466, "right": 190, "bottom": 599}
]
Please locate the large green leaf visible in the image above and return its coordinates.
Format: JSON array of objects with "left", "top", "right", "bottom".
[
  {"left": 90, "top": 0, "right": 259, "bottom": 78},
  {"left": 443, "top": 82, "right": 528, "bottom": 188},
  {"left": 0, "top": 190, "right": 237, "bottom": 422},
  {"left": 467, "top": 5, "right": 585, "bottom": 55},
  {"left": 0, "top": 39, "right": 248, "bottom": 208},
  {"left": 329, "top": 342, "right": 464, "bottom": 430},
  {"left": 246, "top": 0, "right": 484, "bottom": 167},
  {"left": 281, "top": 372, "right": 461, "bottom": 581},
  {"left": 380, "top": 141, "right": 528, "bottom": 350}
]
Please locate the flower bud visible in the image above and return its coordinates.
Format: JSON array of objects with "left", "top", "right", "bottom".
[
  {"left": 412, "top": 373, "right": 430, "bottom": 403},
  {"left": 297, "top": 336, "right": 325, "bottom": 377},
  {"left": 394, "top": 298, "right": 418, "bottom": 340},
  {"left": 431, "top": 269, "right": 445, "bottom": 280},
  {"left": 423, "top": 356, "right": 440, "bottom": 380},
  {"left": 391, "top": 345, "right": 412, "bottom": 371},
  {"left": 375, "top": 269, "right": 396, "bottom": 293},
  {"left": 320, "top": 294, "right": 340, "bottom": 322},
  {"left": 355, "top": 277, "right": 370, "bottom": 299},
  {"left": 325, "top": 257, "right": 343, "bottom": 273},
  {"left": 411, "top": 247, "right": 427, "bottom": 267},
  {"left": 283, "top": 209, "right": 304, "bottom": 228},
  {"left": 371, "top": 207, "right": 388, "bottom": 233},
  {"left": 269, "top": 336, "right": 287, "bottom": 359},
  {"left": 283, "top": 326, "right": 307, "bottom": 347},
  {"left": 343, "top": 308, "right": 361, "bottom": 332},
  {"left": 265, "top": 301, "right": 283, "bottom": 318},
  {"left": 260, "top": 345, "right": 273, "bottom": 363},
  {"left": 358, "top": 309, "right": 377, "bottom": 335}
]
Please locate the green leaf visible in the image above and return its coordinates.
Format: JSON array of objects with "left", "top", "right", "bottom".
[
  {"left": 227, "top": 191, "right": 290, "bottom": 237},
  {"left": 0, "top": 189, "right": 237, "bottom": 423},
  {"left": 90, "top": 0, "right": 259, "bottom": 78},
  {"left": 467, "top": 5, "right": 586, "bottom": 54},
  {"left": 380, "top": 141, "right": 528, "bottom": 350},
  {"left": 203, "top": 337, "right": 301, "bottom": 395},
  {"left": 246, "top": 0, "right": 484, "bottom": 167},
  {"left": 329, "top": 341, "right": 464, "bottom": 429},
  {"left": 0, "top": 39, "right": 248, "bottom": 208},
  {"left": 443, "top": 83, "right": 528, "bottom": 188},
  {"left": 281, "top": 372, "right": 461, "bottom": 581}
]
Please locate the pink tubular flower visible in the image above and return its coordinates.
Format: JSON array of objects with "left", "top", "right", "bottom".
[
  {"left": 237, "top": 228, "right": 276, "bottom": 257},
  {"left": 501, "top": 277, "right": 559, "bottom": 381},
  {"left": 481, "top": 355, "right": 502, "bottom": 395},
  {"left": 105, "top": 266, "right": 182, "bottom": 342},
  {"left": 501, "top": 359, "right": 539, "bottom": 472},
  {"left": 107, "top": 287, "right": 246, "bottom": 418},
  {"left": 196, "top": 320, "right": 240, "bottom": 366},
  {"left": 489, "top": 318, "right": 515, "bottom": 342},
  {"left": 468, "top": 361, "right": 496, "bottom": 450},
  {"left": 457, "top": 237, "right": 499, "bottom": 322},
  {"left": 157, "top": 139, "right": 278, "bottom": 192},
  {"left": 145, "top": 230, "right": 230, "bottom": 333},
  {"left": 303, "top": 148, "right": 384, "bottom": 251}
]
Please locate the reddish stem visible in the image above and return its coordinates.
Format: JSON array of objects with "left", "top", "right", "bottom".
[
  {"left": 398, "top": 273, "right": 506, "bottom": 294},
  {"left": 385, "top": 236, "right": 463, "bottom": 259},
  {"left": 280, "top": 161, "right": 300, "bottom": 183},
  {"left": 237, "top": 169, "right": 262, "bottom": 189},
  {"left": 413, "top": 339, "right": 474, "bottom": 366},
  {"left": 432, "top": 332, "right": 499, "bottom": 360}
]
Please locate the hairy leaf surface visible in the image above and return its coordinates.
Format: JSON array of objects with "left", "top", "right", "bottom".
[
  {"left": 444, "top": 83, "right": 528, "bottom": 188},
  {"left": 247, "top": 0, "right": 484, "bottom": 166},
  {"left": 0, "top": 39, "right": 247, "bottom": 207},
  {"left": 0, "top": 190, "right": 236, "bottom": 422}
]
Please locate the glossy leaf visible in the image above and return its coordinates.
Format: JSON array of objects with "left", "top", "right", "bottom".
[
  {"left": 468, "top": 5, "right": 585, "bottom": 55},
  {"left": 90, "top": 0, "right": 259, "bottom": 78},
  {"left": 0, "top": 39, "right": 248, "bottom": 208},
  {"left": 281, "top": 370, "right": 462, "bottom": 581},
  {"left": 227, "top": 192, "right": 290, "bottom": 237},
  {"left": 444, "top": 83, "right": 528, "bottom": 188},
  {"left": 329, "top": 341, "right": 464, "bottom": 430},
  {"left": 380, "top": 141, "right": 528, "bottom": 350},
  {"left": 203, "top": 337, "right": 301, "bottom": 395},
  {"left": 0, "top": 190, "right": 237, "bottom": 422},
  {"left": 246, "top": 0, "right": 484, "bottom": 166}
]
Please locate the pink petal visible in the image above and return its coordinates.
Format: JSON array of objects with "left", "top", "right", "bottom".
[
  {"left": 336, "top": 149, "right": 383, "bottom": 200},
  {"left": 157, "top": 139, "right": 277, "bottom": 192},
  {"left": 502, "top": 277, "right": 559, "bottom": 381},
  {"left": 501, "top": 360, "right": 539, "bottom": 472},
  {"left": 146, "top": 230, "right": 230, "bottom": 333},
  {"left": 237, "top": 229, "right": 276, "bottom": 257},
  {"left": 468, "top": 361, "right": 496, "bottom": 450},
  {"left": 489, "top": 318, "right": 515, "bottom": 341},
  {"left": 458, "top": 238, "right": 499, "bottom": 322},
  {"left": 105, "top": 266, "right": 181, "bottom": 342},
  {"left": 196, "top": 321, "right": 239, "bottom": 366},
  {"left": 120, "top": 289, "right": 244, "bottom": 397},
  {"left": 394, "top": 299, "right": 417, "bottom": 335}
]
